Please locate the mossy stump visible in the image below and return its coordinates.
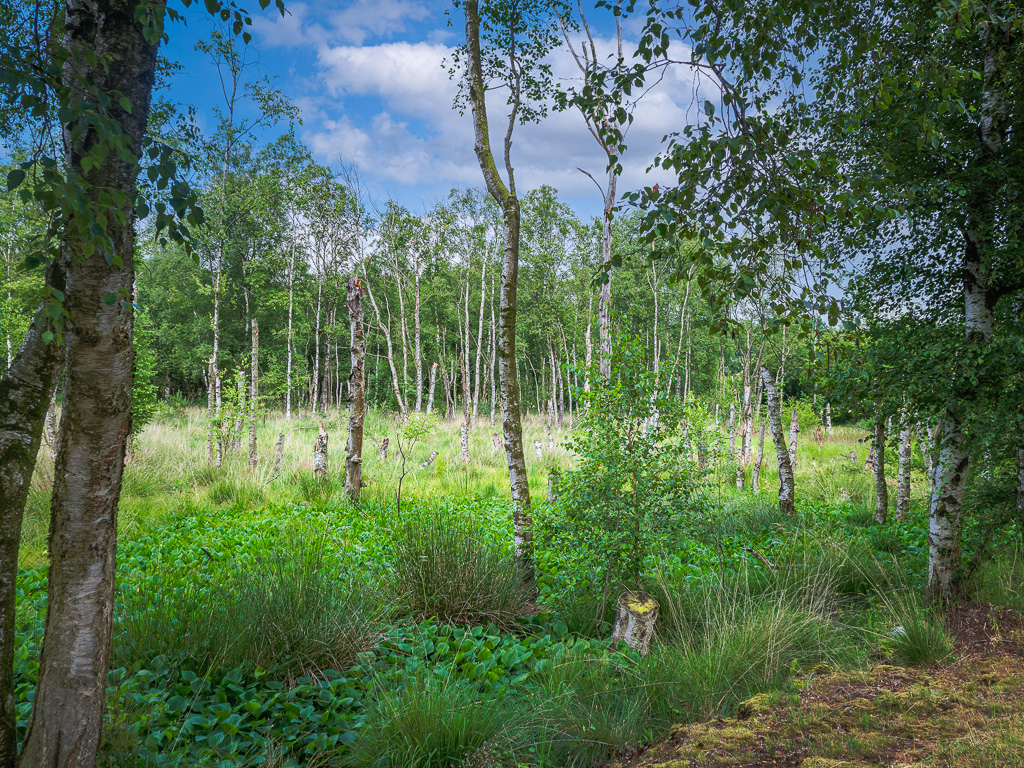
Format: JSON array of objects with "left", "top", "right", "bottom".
[{"left": 610, "top": 590, "right": 659, "bottom": 656}]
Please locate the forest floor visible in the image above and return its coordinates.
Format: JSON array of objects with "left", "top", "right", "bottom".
[{"left": 613, "top": 603, "right": 1024, "bottom": 768}]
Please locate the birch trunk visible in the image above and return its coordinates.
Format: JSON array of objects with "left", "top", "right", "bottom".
[
  {"left": 472, "top": 255, "right": 486, "bottom": 426},
  {"left": 248, "top": 320, "right": 258, "bottom": 469},
  {"left": 414, "top": 265, "right": 423, "bottom": 412},
  {"left": 363, "top": 268, "right": 407, "bottom": 414},
  {"left": 344, "top": 277, "right": 366, "bottom": 502},
  {"left": 897, "top": 415, "right": 912, "bottom": 522},
  {"left": 788, "top": 408, "right": 799, "bottom": 469},
  {"left": 762, "top": 366, "right": 795, "bottom": 515},
  {"left": 426, "top": 362, "right": 438, "bottom": 415},
  {"left": 873, "top": 417, "right": 888, "bottom": 524},
  {"left": 312, "top": 278, "right": 322, "bottom": 416},
  {"left": 752, "top": 421, "right": 766, "bottom": 494},
  {"left": 19, "top": 3, "right": 157, "bottom": 761},
  {"left": 285, "top": 244, "right": 295, "bottom": 419},
  {"left": 0, "top": 281, "right": 64, "bottom": 767},
  {"left": 313, "top": 424, "right": 329, "bottom": 480},
  {"left": 465, "top": 0, "right": 533, "bottom": 587}
]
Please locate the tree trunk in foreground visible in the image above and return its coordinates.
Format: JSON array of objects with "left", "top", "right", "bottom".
[
  {"left": 873, "top": 417, "right": 888, "bottom": 524},
  {"left": 0, "top": 288, "right": 64, "bottom": 768},
  {"left": 344, "top": 277, "right": 366, "bottom": 502},
  {"left": 464, "top": 0, "right": 533, "bottom": 588},
  {"left": 752, "top": 421, "right": 766, "bottom": 494},
  {"left": 761, "top": 366, "right": 795, "bottom": 515},
  {"left": 19, "top": 3, "right": 158, "bottom": 765}
]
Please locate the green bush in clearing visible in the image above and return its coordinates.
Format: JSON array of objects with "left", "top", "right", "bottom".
[{"left": 879, "top": 591, "right": 952, "bottom": 667}]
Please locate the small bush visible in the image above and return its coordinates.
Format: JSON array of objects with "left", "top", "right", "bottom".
[
  {"left": 344, "top": 677, "right": 514, "bottom": 768},
  {"left": 391, "top": 508, "right": 529, "bottom": 629}
]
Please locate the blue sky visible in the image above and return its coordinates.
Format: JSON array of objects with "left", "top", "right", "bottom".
[{"left": 161, "top": 0, "right": 699, "bottom": 220}]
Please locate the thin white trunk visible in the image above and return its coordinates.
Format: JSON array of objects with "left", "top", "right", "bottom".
[
  {"left": 873, "top": 416, "right": 888, "bottom": 524},
  {"left": 286, "top": 244, "right": 295, "bottom": 419},
  {"left": 897, "top": 414, "right": 912, "bottom": 522},
  {"left": 762, "top": 366, "right": 795, "bottom": 514}
]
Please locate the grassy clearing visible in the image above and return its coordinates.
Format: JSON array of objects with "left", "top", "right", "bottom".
[{"left": 12, "top": 407, "right": 1017, "bottom": 766}]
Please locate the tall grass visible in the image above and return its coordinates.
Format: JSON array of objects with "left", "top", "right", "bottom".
[
  {"left": 344, "top": 678, "right": 517, "bottom": 768},
  {"left": 115, "top": 536, "right": 386, "bottom": 677},
  {"left": 390, "top": 508, "right": 530, "bottom": 629}
]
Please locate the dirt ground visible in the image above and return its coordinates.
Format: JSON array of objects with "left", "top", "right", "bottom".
[{"left": 613, "top": 603, "right": 1024, "bottom": 768}]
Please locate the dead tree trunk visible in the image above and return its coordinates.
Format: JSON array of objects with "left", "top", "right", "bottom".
[
  {"left": 426, "top": 362, "right": 438, "bottom": 415},
  {"left": 344, "top": 277, "right": 366, "bottom": 502},
  {"left": 761, "top": 366, "right": 795, "bottom": 514},
  {"left": 314, "top": 424, "right": 329, "bottom": 481}
]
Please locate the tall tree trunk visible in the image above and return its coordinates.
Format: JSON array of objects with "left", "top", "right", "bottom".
[
  {"left": 414, "top": 266, "right": 422, "bottom": 412},
  {"left": 426, "top": 362, "right": 437, "bottom": 415},
  {"left": 788, "top": 408, "right": 799, "bottom": 469},
  {"left": 286, "top": 243, "right": 295, "bottom": 419},
  {"left": 0, "top": 282, "right": 64, "bottom": 768},
  {"left": 761, "top": 366, "right": 796, "bottom": 515},
  {"left": 344, "top": 277, "right": 366, "bottom": 502},
  {"left": 465, "top": 0, "right": 533, "bottom": 587},
  {"left": 489, "top": 274, "right": 497, "bottom": 424},
  {"left": 363, "top": 270, "right": 407, "bottom": 415},
  {"left": 752, "top": 421, "right": 766, "bottom": 494},
  {"left": 583, "top": 291, "right": 593, "bottom": 393},
  {"left": 873, "top": 416, "right": 888, "bottom": 524},
  {"left": 20, "top": 2, "right": 159, "bottom": 762},
  {"left": 248, "top": 320, "right": 258, "bottom": 469},
  {"left": 312, "top": 278, "right": 322, "bottom": 416},
  {"left": 897, "top": 414, "right": 912, "bottom": 522},
  {"left": 472, "top": 254, "right": 487, "bottom": 426}
]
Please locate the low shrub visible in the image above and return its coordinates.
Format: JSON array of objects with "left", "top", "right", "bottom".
[{"left": 391, "top": 508, "right": 530, "bottom": 629}]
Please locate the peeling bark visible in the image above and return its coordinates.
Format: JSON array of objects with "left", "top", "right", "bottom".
[{"left": 897, "top": 415, "right": 912, "bottom": 523}]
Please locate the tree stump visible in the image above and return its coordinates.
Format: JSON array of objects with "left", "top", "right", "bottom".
[
  {"left": 420, "top": 450, "right": 439, "bottom": 470},
  {"left": 849, "top": 450, "right": 857, "bottom": 463},
  {"left": 610, "top": 591, "right": 659, "bottom": 657},
  {"left": 313, "top": 423, "right": 329, "bottom": 480},
  {"left": 379, "top": 437, "right": 389, "bottom": 460},
  {"left": 547, "top": 432, "right": 554, "bottom": 451},
  {"left": 492, "top": 432, "right": 502, "bottom": 452},
  {"left": 534, "top": 440, "right": 543, "bottom": 461}
]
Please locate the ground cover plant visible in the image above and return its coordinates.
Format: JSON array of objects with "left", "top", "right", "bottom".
[{"left": 10, "top": 391, "right": 1020, "bottom": 767}]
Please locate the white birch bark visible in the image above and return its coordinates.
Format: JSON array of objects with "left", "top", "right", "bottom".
[{"left": 762, "top": 366, "right": 795, "bottom": 514}]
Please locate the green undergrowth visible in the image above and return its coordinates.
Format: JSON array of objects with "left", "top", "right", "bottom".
[{"left": 9, "top": 493, "right": 982, "bottom": 767}]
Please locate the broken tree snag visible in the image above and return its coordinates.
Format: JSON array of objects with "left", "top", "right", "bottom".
[
  {"left": 314, "top": 423, "right": 329, "bottom": 481},
  {"left": 272, "top": 432, "right": 286, "bottom": 476},
  {"left": 420, "top": 450, "right": 439, "bottom": 470},
  {"left": 534, "top": 440, "right": 543, "bottom": 461},
  {"left": 816, "top": 424, "right": 823, "bottom": 453},
  {"left": 874, "top": 416, "right": 888, "bottom": 524},
  {"left": 461, "top": 424, "right": 470, "bottom": 464},
  {"left": 547, "top": 431, "right": 554, "bottom": 452},
  {"left": 345, "top": 276, "right": 367, "bottom": 503},
  {"left": 761, "top": 366, "right": 796, "bottom": 515},
  {"left": 825, "top": 401, "right": 832, "bottom": 434},
  {"left": 379, "top": 437, "right": 389, "bottom": 460},
  {"left": 849, "top": 450, "right": 857, "bottom": 463},
  {"left": 492, "top": 432, "right": 502, "bottom": 452},
  {"left": 610, "top": 591, "right": 659, "bottom": 657},
  {"left": 547, "top": 470, "right": 559, "bottom": 503}
]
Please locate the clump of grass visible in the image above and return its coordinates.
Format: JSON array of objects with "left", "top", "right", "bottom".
[
  {"left": 116, "top": 537, "right": 385, "bottom": 677},
  {"left": 344, "top": 677, "right": 515, "bottom": 768},
  {"left": 296, "top": 473, "right": 336, "bottom": 505},
  {"left": 391, "top": 508, "right": 530, "bottom": 630},
  {"left": 205, "top": 476, "right": 265, "bottom": 510},
  {"left": 526, "top": 648, "right": 656, "bottom": 767},
  {"left": 879, "top": 591, "right": 952, "bottom": 666},
  {"left": 970, "top": 550, "right": 1024, "bottom": 613}
]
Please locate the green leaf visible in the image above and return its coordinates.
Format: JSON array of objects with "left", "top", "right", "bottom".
[
  {"left": 102, "top": 293, "right": 118, "bottom": 306},
  {"left": 6, "top": 169, "right": 25, "bottom": 191}
]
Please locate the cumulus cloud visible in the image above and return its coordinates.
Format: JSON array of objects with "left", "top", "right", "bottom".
[{"left": 255, "top": 6, "right": 700, "bottom": 216}]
